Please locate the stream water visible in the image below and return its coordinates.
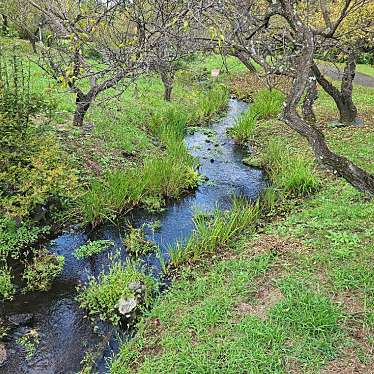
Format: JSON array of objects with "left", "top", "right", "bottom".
[{"left": 0, "top": 99, "right": 266, "bottom": 373}]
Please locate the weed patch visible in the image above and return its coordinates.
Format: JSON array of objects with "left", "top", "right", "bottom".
[
  {"left": 123, "top": 227, "right": 157, "bottom": 256},
  {"left": 22, "top": 249, "right": 65, "bottom": 293},
  {"left": 77, "top": 259, "right": 156, "bottom": 325},
  {"left": 74, "top": 240, "right": 114, "bottom": 260}
]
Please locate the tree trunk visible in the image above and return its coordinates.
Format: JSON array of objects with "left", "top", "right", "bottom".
[
  {"left": 30, "top": 38, "right": 37, "bottom": 54},
  {"left": 312, "top": 48, "right": 358, "bottom": 125},
  {"left": 234, "top": 50, "right": 257, "bottom": 72},
  {"left": 160, "top": 70, "right": 174, "bottom": 102},
  {"left": 339, "top": 47, "right": 358, "bottom": 123},
  {"left": 302, "top": 73, "right": 317, "bottom": 123},
  {"left": 73, "top": 94, "right": 92, "bottom": 126},
  {"left": 281, "top": 27, "right": 374, "bottom": 195},
  {"left": 164, "top": 84, "right": 173, "bottom": 102}
]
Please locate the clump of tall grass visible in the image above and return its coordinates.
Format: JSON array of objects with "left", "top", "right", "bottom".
[
  {"left": 196, "top": 84, "right": 229, "bottom": 121},
  {"left": 151, "top": 105, "right": 188, "bottom": 144},
  {"left": 168, "top": 199, "right": 260, "bottom": 268},
  {"left": 80, "top": 150, "right": 199, "bottom": 224},
  {"left": 229, "top": 89, "right": 284, "bottom": 144},
  {"left": 250, "top": 89, "right": 285, "bottom": 119},
  {"left": 229, "top": 110, "right": 258, "bottom": 144},
  {"left": 80, "top": 105, "right": 199, "bottom": 224},
  {"left": 262, "top": 139, "right": 320, "bottom": 198}
]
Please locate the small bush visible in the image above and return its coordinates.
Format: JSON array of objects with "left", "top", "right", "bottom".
[
  {"left": 74, "top": 240, "right": 114, "bottom": 260},
  {"left": 0, "top": 218, "right": 49, "bottom": 260},
  {"left": 77, "top": 260, "right": 156, "bottom": 325},
  {"left": 22, "top": 250, "right": 65, "bottom": 292},
  {"left": 0, "top": 265, "right": 15, "bottom": 300}
]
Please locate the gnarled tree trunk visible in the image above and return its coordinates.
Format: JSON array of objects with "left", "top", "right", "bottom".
[
  {"left": 282, "top": 27, "right": 374, "bottom": 195},
  {"left": 73, "top": 93, "right": 92, "bottom": 127},
  {"left": 302, "top": 72, "right": 317, "bottom": 123},
  {"left": 312, "top": 47, "right": 358, "bottom": 125}
]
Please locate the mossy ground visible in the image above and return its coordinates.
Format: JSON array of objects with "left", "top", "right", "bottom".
[{"left": 110, "top": 74, "right": 374, "bottom": 373}]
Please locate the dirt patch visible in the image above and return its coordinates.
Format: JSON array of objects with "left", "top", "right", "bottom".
[
  {"left": 334, "top": 290, "right": 365, "bottom": 316},
  {"left": 231, "top": 73, "right": 292, "bottom": 101},
  {"left": 236, "top": 285, "right": 283, "bottom": 320},
  {"left": 129, "top": 318, "right": 164, "bottom": 371},
  {"left": 244, "top": 234, "right": 309, "bottom": 259},
  {"left": 235, "top": 271, "right": 284, "bottom": 321},
  {"left": 319, "top": 348, "right": 373, "bottom": 374}
]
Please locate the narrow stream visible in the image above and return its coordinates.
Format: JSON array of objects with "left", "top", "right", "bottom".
[{"left": 0, "top": 99, "right": 266, "bottom": 373}]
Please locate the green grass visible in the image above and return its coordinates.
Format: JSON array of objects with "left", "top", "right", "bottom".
[
  {"left": 262, "top": 139, "right": 320, "bottom": 197},
  {"left": 229, "top": 89, "right": 284, "bottom": 144},
  {"left": 110, "top": 76, "right": 374, "bottom": 373},
  {"left": 229, "top": 109, "right": 258, "bottom": 144},
  {"left": 356, "top": 64, "right": 374, "bottom": 77},
  {"left": 251, "top": 89, "right": 285, "bottom": 119}
]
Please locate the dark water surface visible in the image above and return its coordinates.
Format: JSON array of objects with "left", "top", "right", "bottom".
[{"left": 0, "top": 99, "right": 266, "bottom": 373}]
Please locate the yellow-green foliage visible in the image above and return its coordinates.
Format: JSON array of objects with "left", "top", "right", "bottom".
[{"left": 0, "top": 122, "right": 79, "bottom": 219}]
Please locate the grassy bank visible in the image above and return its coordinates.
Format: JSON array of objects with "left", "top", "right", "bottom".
[
  {"left": 0, "top": 37, "right": 236, "bottom": 300},
  {"left": 109, "top": 74, "right": 374, "bottom": 373}
]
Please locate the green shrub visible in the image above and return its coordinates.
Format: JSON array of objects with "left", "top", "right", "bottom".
[
  {"left": 123, "top": 227, "right": 157, "bottom": 256},
  {"left": 22, "top": 250, "right": 65, "bottom": 292},
  {"left": 74, "top": 240, "right": 114, "bottom": 260},
  {"left": 77, "top": 259, "right": 156, "bottom": 325},
  {"left": 0, "top": 53, "right": 77, "bottom": 220},
  {"left": 0, "top": 126, "right": 79, "bottom": 219},
  {"left": 0, "top": 265, "right": 15, "bottom": 300}
]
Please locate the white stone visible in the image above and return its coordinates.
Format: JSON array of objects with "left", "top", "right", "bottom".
[{"left": 118, "top": 298, "right": 137, "bottom": 316}]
